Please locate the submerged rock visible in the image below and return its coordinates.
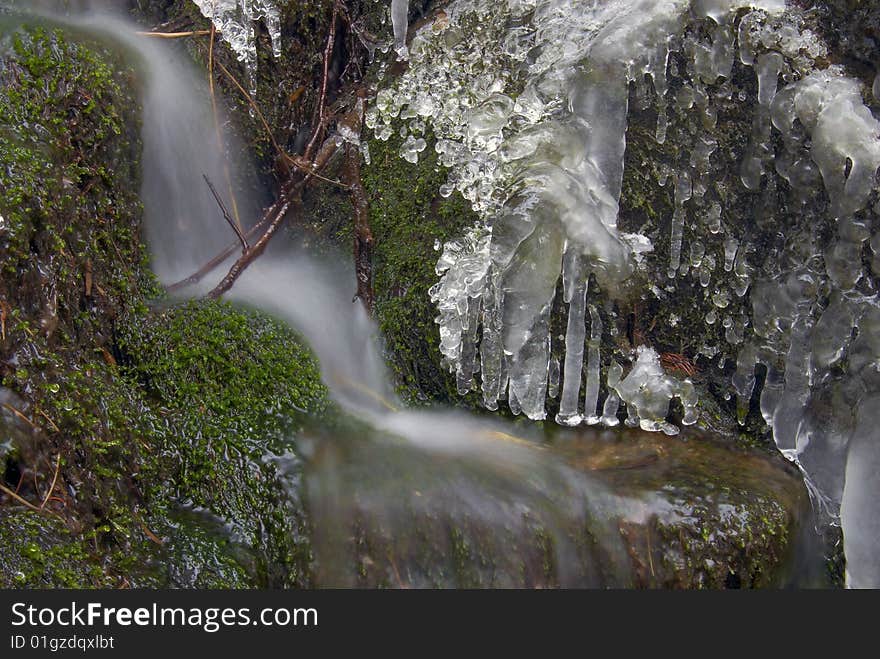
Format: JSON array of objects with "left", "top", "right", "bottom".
[{"left": 305, "top": 426, "right": 814, "bottom": 588}]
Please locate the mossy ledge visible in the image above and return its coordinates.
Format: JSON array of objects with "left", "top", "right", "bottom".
[{"left": 0, "top": 26, "right": 327, "bottom": 588}]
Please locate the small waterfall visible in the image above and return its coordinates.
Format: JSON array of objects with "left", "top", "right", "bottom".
[
  {"left": 12, "top": 0, "right": 871, "bottom": 586},
  {"left": 24, "top": 3, "right": 263, "bottom": 284}
]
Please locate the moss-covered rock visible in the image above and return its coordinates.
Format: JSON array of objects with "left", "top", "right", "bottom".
[
  {"left": 117, "top": 300, "right": 327, "bottom": 587},
  {"left": 0, "top": 24, "right": 327, "bottom": 588},
  {"left": 0, "top": 26, "right": 156, "bottom": 580},
  {"left": 361, "top": 128, "right": 482, "bottom": 405},
  {"left": 0, "top": 510, "right": 105, "bottom": 588}
]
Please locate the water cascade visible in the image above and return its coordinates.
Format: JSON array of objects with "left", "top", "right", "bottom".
[{"left": 5, "top": 0, "right": 878, "bottom": 587}]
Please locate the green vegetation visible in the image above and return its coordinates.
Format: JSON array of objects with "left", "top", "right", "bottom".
[
  {"left": 361, "top": 128, "right": 482, "bottom": 405},
  {"left": 0, "top": 27, "right": 327, "bottom": 588}
]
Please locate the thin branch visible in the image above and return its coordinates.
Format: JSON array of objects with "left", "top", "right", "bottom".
[
  {"left": 341, "top": 92, "right": 374, "bottom": 313},
  {"left": 214, "top": 58, "right": 287, "bottom": 163},
  {"left": 40, "top": 454, "right": 61, "bottom": 510},
  {"left": 202, "top": 133, "right": 345, "bottom": 299},
  {"left": 207, "top": 26, "right": 244, "bottom": 234},
  {"left": 136, "top": 30, "right": 212, "bottom": 39},
  {"left": 36, "top": 409, "right": 60, "bottom": 434},
  {"left": 2, "top": 402, "right": 39, "bottom": 430},
  {"left": 0, "top": 481, "right": 62, "bottom": 520},
  {"left": 206, "top": 183, "right": 301, "bottom": 300},
  {"left": 165, "top": 215, "right": 271, "bottom": 293},
  {"left": 304, "top": 2, "right": 339, "bottom": 161},
  {"left": 204, "top": 175, "right": 248, "bottom": 252},
  {"left": 166, "top": 134, "right": 345, "bottom": 294},
  {"left": 212, "top": 58, "right": 346, "bottom": 187}
]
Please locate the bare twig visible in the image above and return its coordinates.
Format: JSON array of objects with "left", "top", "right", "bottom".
[
  {"left": 0, "top": 481, "right": 62, "bottom": 520},
  {"left": 165, "top": 216, "right": 271, "bottom": 293},
  {"left": 213, "top": 59, "right": 286, "bottom": 162},
  {"left": 167, "top": 133, "right": 345, "bottom": 294},
  {"left": 212, "top": 57, "right": 345, "bottom": 188},
  {"left": 304, "top": 2, "right": 339, "bottom": 161},
  {"left": 206, "top": 183, "right": 301, "bottom": 300},
  {"left": 204, "top": 175, "right": 248, "bottom": 252},
  {"left": 203, "top": 131, "right": 346, "bottom": 299},
  {"left": 40, "top": 454, "right": 61, "bottom": 510},
  {"left": 341, "top": 93, "right": 374, "bottom": 313},
  {"left": 2, "top": 403, "right": 38, "bottom": 431},
  {"left": 207, "top": 26, "right": 244, "bottom": 234},
  {"left": 36, "top": 409, "right": 60, "bottom": 434},
  {"left": 136, "top": 30, "right": 212, "bottom": 39}
]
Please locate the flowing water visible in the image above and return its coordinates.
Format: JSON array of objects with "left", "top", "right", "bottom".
[{"left": 8, "top": 0, "right": 877, "bottom": 586}]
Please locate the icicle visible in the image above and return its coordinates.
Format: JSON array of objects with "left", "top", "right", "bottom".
[
  {"left": 604, "top": 361, "right": 624, "bottom": 427},
  {"left": 723, "top": 236, "right": 739, "bottom": 272},
  {"left": 668, "top": 172, "right": 692, "bottom": 278},
  {"left": 391, "top": 0, "right": 410, "bottom": 61},
  {"left": 557, "top": 260, "right": 588, "bottom": 426},
  {"left": 600, "top": 391, "right": 620, "bottom": 427},
  {"left": 584, "top": 304, "right": 603, "bottom": 424},
  {"left": 548, "top": 356, "right": 560, "bottom": 399},
  {"left": 756, "top": 52, "right": 784, "bottom": 106},
  {"left": 192, "top": 0, "right": 282, "bottom": 94},
  {"left": 732, "top": 344, "right": 758, "bottom": 424}
]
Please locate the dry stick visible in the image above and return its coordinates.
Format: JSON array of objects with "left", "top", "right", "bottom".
[
  {"left": 165, "top": 215, "right": 271, "bottom": 293},
  {"left": 304, "top": 2, "right": 339, "bottom": 162},
  {"left": 206, "top": 184, "right": 300, "bottom": 300},
  {"left": 204, "top": 134, "right": 344, "bottom": 300},
  {"left": 212, "top": 59, "right": 345, "bottom": 188},
  {"left": 214, "top": 59, "right": 286, "bottom": 162},
  {"left": 36, "top": 409, "right": 60, "bottom": 434},
  {"left": 207, "top": 26, "right": 244, "bottom": 234},
  {"left": 170, "top": 5, "right": 351, "bottom": 298},
  {"left": 0, "top": 482, "right": 61, "bottom": 520},
  {"left": 136, "top": 30, "right": 212, "bottom": 39},
  {"left": 204, "top": 175, "right": 249, "bottom": 251},
  {"left": 40, "top": 454, "right": 61, "bottom": 510},
  {"left": 2, "top": 403, "right": 39, "bottom": 431}
]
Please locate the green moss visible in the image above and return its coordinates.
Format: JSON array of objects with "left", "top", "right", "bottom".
[
  {"left": 0, "top": 26, "right": 158, "bottom": 582},
  {"left": 0, "top": 510, "right": 105, "bottom": 588},
  {"left": 118, "top": 300, "right": 327, "bottom": 435},
  {"left": 114, "top": 300, "right": 327, "bottom": 587},
  {"left": 361, "top": 127, "right": 482, "bottom": 405},
  {"left": 0, "top": 25, "right": 325, "bottom": 588}
]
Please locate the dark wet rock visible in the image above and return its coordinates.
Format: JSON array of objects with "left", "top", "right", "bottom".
[{"left": 307, "top": 427, "right": 815, "bottom": 588}]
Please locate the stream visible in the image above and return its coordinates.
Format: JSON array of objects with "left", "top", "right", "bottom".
[{"left": 4, "top": 0, "right": 877, "bottom": 587}]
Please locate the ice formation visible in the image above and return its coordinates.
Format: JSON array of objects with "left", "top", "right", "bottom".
[
  {"left": 391, "top": 0, "right": 409, "bottom": 60},
  {"left": 373, "top": 0, "right": 786, "bottom": 424},
  {"left": 192, "top": 0, "right": 282, "bottom": 91},
  {"left": 376, "top": 0, "right": 880, "bottom": 585}
]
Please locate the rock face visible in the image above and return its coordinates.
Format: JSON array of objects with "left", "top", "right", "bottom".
[{"left": 306, "top": 427, "right": 814, "bottom": 588}]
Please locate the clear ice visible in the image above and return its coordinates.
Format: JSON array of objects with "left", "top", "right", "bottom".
[
  {"left": 192, "top": 0, "right": 282, "bottom": 92},
  {"left": 374, "top": 0, "right": 880, "bottom": 586}
]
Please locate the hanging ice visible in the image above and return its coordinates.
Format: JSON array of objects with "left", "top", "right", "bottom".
[
  {"left": 612, "top": 347, "right": 697, "bottom": 436},
  {"left": 404, "top": 0, "right": 784, "bottom": 421},
  {"left": 192, "top": 0, "right": 282, "bottom": 91},
  {"left": 391, "top": 0, "right": 410, "bottom": 61}
]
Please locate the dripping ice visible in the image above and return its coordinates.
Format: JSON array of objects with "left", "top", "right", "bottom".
[
  {"left": 376, "top": 0, "right": 880, "bottom": 586},
  {"left": 192, "top": 0, "right": 282, "bottom": 91},
  {"left": 378, "top": 0, "right": 787, "bottom": 426}
]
